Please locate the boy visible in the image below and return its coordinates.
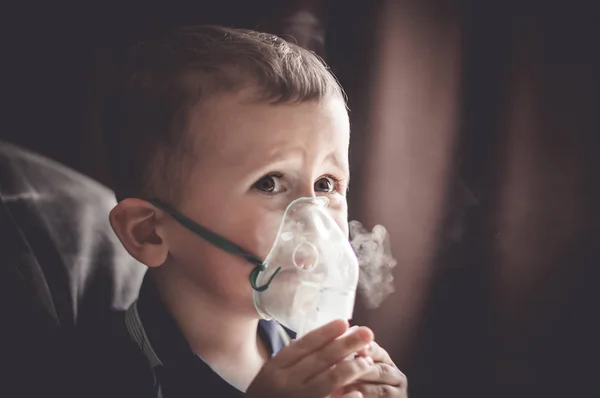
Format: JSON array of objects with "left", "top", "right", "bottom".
[{"left": 81, "top": 25, "right": 406, "bottom": 397}]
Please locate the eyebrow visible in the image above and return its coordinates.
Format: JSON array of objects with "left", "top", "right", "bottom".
[
  {"left": 325, "top": 152, "right": 350, "bottom": 177},
  {"left": 242, "top": 148, "right": 350, "bottom": 183}
]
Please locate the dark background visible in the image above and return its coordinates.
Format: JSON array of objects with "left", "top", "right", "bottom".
[{"left": 4, "top": 1, "right": 599, "bottom": 397}]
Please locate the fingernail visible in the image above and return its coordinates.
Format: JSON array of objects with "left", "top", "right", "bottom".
[
  {"left": 366, "top": 356, "right": 374, "bottom": 366},
  {"left": 340, "top": 325, "right": 359, "bottom": 338},
  {"left": 357, "top": 327, "right": 374, "bottom": 343}
]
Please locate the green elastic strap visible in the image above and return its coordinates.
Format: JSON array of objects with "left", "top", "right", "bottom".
[{"left": 149, "top": 199, "right": 280, "bottom": 292}]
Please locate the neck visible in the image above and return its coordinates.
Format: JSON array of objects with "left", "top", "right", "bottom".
[{"left": 149, "top": 267, "right": 269, "bottom": 367}]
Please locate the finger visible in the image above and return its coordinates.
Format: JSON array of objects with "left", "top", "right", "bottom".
[
  {"left": 362, "top": 341, "right": 394, "bottom": 365},
  {"left": 332, "top": 389, "right": 362, "bottom": 398},
  {"left": 340, "top": 326, "right": 360, "bottom": 359},
  {"left": 307, "top": 355, "right": 375, "bottom": 397},
  {"left": 294, "top": 326, "right": 374, "bottom": 380},
  {"left": 354, "top": 363, "right": 407, "bottom": 387},
  {"left": 346, "top": 383, "right": 405, "bottom": 398},
  {"left": 271, "top": 319, "right": 349, "bottom": 368}
]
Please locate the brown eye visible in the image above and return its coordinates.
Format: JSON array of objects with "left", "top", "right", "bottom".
[
  {"left": 314, "top": 176, "right": 336, "bottom": 193},
  {"left": 253, "top": 174, "right": 283, "bottom": 194}
]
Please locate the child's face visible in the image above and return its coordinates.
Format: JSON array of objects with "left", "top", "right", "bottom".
[{"left": 162, "top": 92, "right": 350, "bottom": 312}]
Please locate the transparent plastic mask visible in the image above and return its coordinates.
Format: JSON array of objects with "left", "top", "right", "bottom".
[{"left": 253, "top": 197, "right": 360, "bottom": 337}]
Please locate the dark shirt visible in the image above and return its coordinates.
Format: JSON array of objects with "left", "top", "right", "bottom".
[{"left": 74, "top": 274, "right": 292, "bottom": 398}]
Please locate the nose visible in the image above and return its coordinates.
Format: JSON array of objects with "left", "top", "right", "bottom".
[
  {"left": 295, "top": 181, "right": 330, "bottom": 207},
  {"left": 286, "top": 195, "right": 329, "bottom": 211},
  {"left": 296, "top": 180, "right": 317, "bottom": 199}
]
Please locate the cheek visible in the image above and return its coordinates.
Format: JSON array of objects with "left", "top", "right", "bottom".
[
  {"left": 167, "top": 229, "right": 256, "bottom": 301},
  {"left": 165, "top": 227, "right": 221, "bottom": 277},
  {"left": 190, "top": 194, "right": 280, "bottom": 259},
  {"left": 233, "top": 209, "right": 282, "bottom": 259},
  {"left": 330, "top": 198, "right": 349, "bottom": 238}
]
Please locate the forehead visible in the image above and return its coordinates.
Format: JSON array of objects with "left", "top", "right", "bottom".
[{"left": 186, "top": 93, "right": 350, "bottom": 172}]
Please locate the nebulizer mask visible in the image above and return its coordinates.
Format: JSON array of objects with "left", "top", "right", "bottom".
[
  {"left": 251, "top": 197, "right": 359, "bottom": 336},
  {"left": 151, "top": 196, "right": 359, "bottom": 337}
]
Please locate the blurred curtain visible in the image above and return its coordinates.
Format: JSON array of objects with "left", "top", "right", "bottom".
[{"left": 338, "top": 1, "right": 599, "bottom": 398}]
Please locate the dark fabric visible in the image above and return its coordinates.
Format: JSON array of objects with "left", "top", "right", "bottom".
[
  {"left": 0, "top": 197, "right": 65, "bottom": 397},
  {"left": 0, "top": 141, "right": 146, "bottom": 327},
  {"left": 0, "top": 141, "right": 146, "bottom": 396},
  {"left": 75, "top": 274, "right": 291, "bottom": 398},
  {"left": 72, "top": 307, "right": 157, "bottom": 398}
]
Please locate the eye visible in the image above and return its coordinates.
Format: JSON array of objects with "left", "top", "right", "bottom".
[
  {"left": 314, "top": 176, "right": 337, "bottom": 193},
  {"left": 253, "top": 173, "right": 284, "bottom": 194}
]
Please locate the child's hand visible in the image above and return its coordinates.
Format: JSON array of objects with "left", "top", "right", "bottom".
[
  {"left": 245, "top": 320, "right": 375, "bottom": 398},
  {"left": 335, "top": 341, "right": 408, "bottom": 397}
]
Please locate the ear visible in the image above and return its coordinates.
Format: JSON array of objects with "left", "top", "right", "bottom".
[{"left": 109, "top": 198, "right": 169, "bottom": 267}]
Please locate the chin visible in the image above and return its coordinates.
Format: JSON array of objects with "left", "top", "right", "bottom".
[{"left": 230, "top": 299, "right": 262, "bottom": 320}]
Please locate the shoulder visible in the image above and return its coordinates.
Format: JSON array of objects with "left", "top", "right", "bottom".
[{"left": 71, "top": 308, "right": 157, "bottom": 398}]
